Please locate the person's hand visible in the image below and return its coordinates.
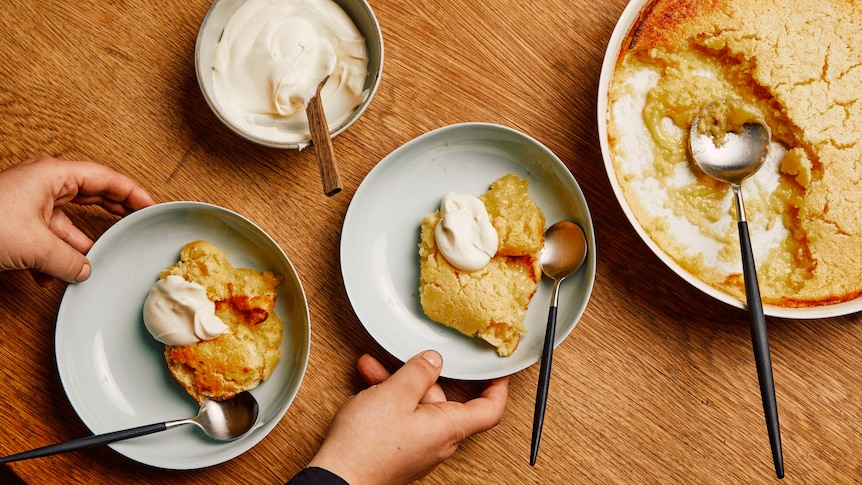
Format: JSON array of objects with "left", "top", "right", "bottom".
[
  {"left": 307, "top": 350, "right": 509, "bottom": 485},
  {"left": 0, "top": 157, "right": 154, "bottom": 286}
]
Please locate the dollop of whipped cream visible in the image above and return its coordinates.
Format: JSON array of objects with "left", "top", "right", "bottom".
[
  {"left": 212, "top": 0, "right": 369, "bottom": 145},
  {"left": 435, "top": 193, "right": 498, "bottom": 271},
  {"left": 143, "top": 275, "right": 228, "bottom": 346}
]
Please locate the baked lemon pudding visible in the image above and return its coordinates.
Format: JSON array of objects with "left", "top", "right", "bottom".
[
  {"left": 419, "top": 174, "right": 545, "bottom": 356},
  {"left": 143, "top": 240, "right": 283, "bottom": 403},
  {"left": 606, "top": 0, "right": 862, "bottom": 307}
]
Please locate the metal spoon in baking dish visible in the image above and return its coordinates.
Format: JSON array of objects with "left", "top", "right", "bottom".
[
  {"left": 689, "top": 100, "right": 783, "bottom": 479},
  {"left": 0, "top": 392, "right": 259, "bottom": 463},
  {"left": 530, "top": 221, "right": 587, "bottom": 466}
]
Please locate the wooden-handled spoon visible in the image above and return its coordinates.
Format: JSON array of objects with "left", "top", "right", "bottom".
[{"left": 306, "top": 76, "right": 341, "bottom": 196}]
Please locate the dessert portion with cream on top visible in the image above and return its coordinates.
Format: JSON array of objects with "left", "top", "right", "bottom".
[
  {"left": 419, "top": 174, "right": 545, "bottom": 356},
  {"left": 143, "top": 240, "right": 284, "bottom": 403},
  {"left": 212, "top": 0, "right": 369, "bottom": 145},
  {"left": 606, "top": 0, "right": 862, "bottom": 307}
]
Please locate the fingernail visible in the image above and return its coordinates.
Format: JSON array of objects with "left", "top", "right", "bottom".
[
  {"left": 75, "top": 263, "right": 91, "bottom": 282},
  {"left": 421, "top": 350, "right": 442, "bottom": 368}
]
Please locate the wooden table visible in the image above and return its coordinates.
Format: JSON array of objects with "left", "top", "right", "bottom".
[{"left": 1, "top": 1, "right": 859, "bottom": 483}]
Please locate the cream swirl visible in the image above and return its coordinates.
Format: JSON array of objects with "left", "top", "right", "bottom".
[
  {"left": 435, "top": 193, "right": 498, "bottom": 271},
  {"left": 143, "top": 275, "right": 228, "bottom": 346}
]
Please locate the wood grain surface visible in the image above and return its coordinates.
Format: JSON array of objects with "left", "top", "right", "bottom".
[{"left": 1, "top": 0, "right": 860, "bottom": 483}]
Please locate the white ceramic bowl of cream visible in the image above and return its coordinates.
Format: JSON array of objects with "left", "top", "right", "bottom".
[{"left": 195, "top": 0, "right": 384, "bottom": 149}]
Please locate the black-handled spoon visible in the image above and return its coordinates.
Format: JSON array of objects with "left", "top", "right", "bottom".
[
  {"left": 689, "top": 100, "right": 783, "bottom": 478},
  {"left": 0, "top": 392, "right": 258, "bottom": 463},
  {"left": 531, "top": 221, "right": 587, "bottom": 465}
]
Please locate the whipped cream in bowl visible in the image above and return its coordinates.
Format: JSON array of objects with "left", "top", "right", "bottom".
[{"left": 195, "top": 0, "right": 384, "bottom": 149}]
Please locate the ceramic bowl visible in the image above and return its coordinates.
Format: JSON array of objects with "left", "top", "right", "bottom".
[
  {"left": 195, "top": 0, "right": 384, "bottom": 148},
  {"left": 55, "top": 201, "right": 310, "bottom": 468},
  {"left": 341, "top": 123, "right": 597, "bottom": 379}
]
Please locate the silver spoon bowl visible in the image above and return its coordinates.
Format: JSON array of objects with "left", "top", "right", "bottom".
[
  {"left": 689, "top": 109, "right": 770, "bottom": 184},
  {"left": 689, "top": 100, "right": 783, "bottom": 479},
  {"left": 0, "top": 392, "right": 259, "bottom": 464},
  {"left": 530, "top": 221, "right": 588, "bottom": 465}
]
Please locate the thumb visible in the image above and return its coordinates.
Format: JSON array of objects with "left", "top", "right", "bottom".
[
  {"left": 381, "top": 350, "right": 444, "bottom": 405},
  {"left": 32, "top": 230, "right": 91, "bottom": 283}
]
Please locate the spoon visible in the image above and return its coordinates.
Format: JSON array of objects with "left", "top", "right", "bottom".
[
  {"left": 689, "top": 100, "right": 783, "bottom": 479},
  {"left": 0, "top": 392, "right": 259, "bottom": 464},
  {"left": 530, "top": 220, "right": 588, "bottom": 465},
  {"left": 306, "top": 76, "right": 342, "bottom": 196}
]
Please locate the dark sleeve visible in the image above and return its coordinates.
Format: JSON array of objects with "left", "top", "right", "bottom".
[{"left": 286, "top": 466, "right": 350, "bottom": 485}]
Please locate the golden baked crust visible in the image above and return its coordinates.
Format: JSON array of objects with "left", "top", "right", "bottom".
[
  {"left": 419, "top": 174, "right": 545, "bottom": 356},
  {"left": 607, "top": 0, "right": 862, "bottom": 306},
  {"left": 620, "top": 0, "right": 708, "bottom": 56},
  {"left": 159, "top": 240, "right": 283, "bottom": 403}
]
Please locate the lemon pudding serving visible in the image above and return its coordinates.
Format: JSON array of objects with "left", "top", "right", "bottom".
[
  {"left": 143, "top": 240, "right": 283, "bottom": 403},
  {"left": 419, "top": 174, "right": 545, "bottom": 356}
]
